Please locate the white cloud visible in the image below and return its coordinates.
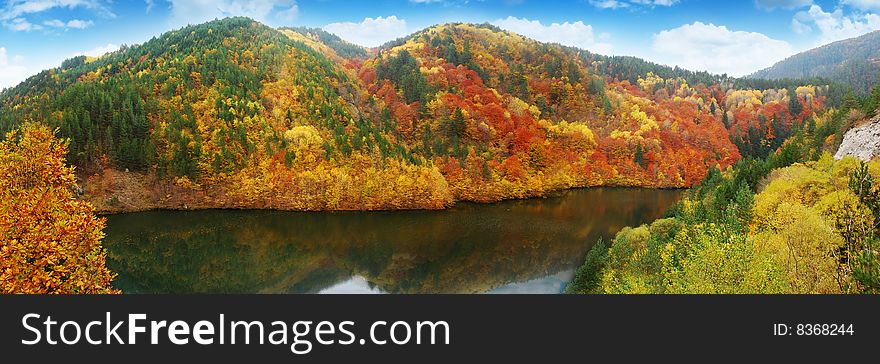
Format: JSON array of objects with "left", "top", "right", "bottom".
[
  {"left": 651, "top": 21, "right": 795, "bottom": 77},
  {"left": 1, "top": 0, "right": 112, "bottom": 20},
  {"left": 589, "top": 0, "right": 679, "bottom": 9},
  {"left": 791, "top": 18, "right": 812, "bottom": 34},
  {"left": 145, "top": 0, "right": 155, "bottom": 13},
  {"left": 43, "top": 18, "right": 94, "bottom": 29},
  {"left": 72, "top": 43, "right": 119, "bottom": 57},
  {"left": 6, "top": 17, "right": 41, "bottom": 31},
  {"left": 754, "top": 0, "right": 813, "bottom": 10},
  {"left": 634, "top": 0, "right": 679, "bottom": 5},
  {"left": 1, "top": 1, "right": 110, "bottom": 31},
  {"left": 0, "top": 47, "right": 30, "bottom": 90},
  {"left": 843, "top": 0, "right": 880, "bottom": 11},
  {"left": 167, "top": 0, "right": 299, "bottom": 27},
  {"left": 322, "top": 16, "right": 409, "bottom": 48},
  {"left": 43, "top": 19, "right": 64, "bottom": 27},
  {"left": 794, "top": 4, "right": 880, "bottom": 45},
  {"left": 491, "top": 16, "right": 613, "bottom": 54},
  {"left": 276, "top": 4, "right": 299, "bottom": 21},
  {"left": 590, "top": 0, "right": 625, "bottom": 8},
  {"left": 66, "top": 19, "right": 93, "bottom": 28}
]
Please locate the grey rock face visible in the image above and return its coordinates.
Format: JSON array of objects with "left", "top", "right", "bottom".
[{"left": 835, "top": 115, "right": 880, "bottom": 161}]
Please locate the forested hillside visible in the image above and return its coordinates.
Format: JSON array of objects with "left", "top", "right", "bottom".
[
  {"left": 567, "top": 88, "right": 880, "bottom": 294},
  {"left": 749, "top": 30, "right": 880, "bottom": 94},
  {"left": 280, "top": 26, "right": 369, "bottom": 60},
  {"left": 0, "top": 18, "right": 837, "bottom": 212}
]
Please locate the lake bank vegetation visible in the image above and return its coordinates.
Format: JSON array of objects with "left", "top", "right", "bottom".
[{"left": 567, "top": 90, "right": 880, "bottom": 294}]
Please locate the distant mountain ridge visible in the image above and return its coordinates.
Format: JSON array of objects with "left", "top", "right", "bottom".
[
  {"left": 280, "top": 26, "right": 369, "bottom": 59},
  {"left": 749, "top": 30, "right": 880, "bottom": 94}
]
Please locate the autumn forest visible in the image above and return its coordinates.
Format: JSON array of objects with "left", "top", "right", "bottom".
[
  {"left": 2, "top": 16, "right": 879, "bottom": 294},
  {"left": 0, "top": 17, "right": 836, "bottom": 212}
]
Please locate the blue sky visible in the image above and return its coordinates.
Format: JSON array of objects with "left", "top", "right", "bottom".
[{"left": 1, "top": 0, "right": 879, "bottom": 89}]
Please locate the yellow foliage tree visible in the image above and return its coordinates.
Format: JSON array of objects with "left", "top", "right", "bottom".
[{"left": 0, "top": 124, "right": 118, "bottom": 294}]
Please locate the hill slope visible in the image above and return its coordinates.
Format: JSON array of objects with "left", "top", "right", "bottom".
[
  {"left": 749, "top": 31, "right": 880, "bottom": 94},
  {"left": 0, "top": 18, "right": 833, "bottom": 212}
]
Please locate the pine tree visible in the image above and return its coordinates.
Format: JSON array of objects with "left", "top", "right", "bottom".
[
  {"left": 634, "top": 142, "right": 645, "bottom": 168},
  {"left": 865, "top": 78, "right": 880, "bottom": 117},
  {"left": 448, "top": 108, "right": 466, "bottom": 138},
  {"left": 789, "top": 91, "right": 803, "bottom": 118},
  {"left": 567, "top": 60, "right": 581, "bottom": 84}
]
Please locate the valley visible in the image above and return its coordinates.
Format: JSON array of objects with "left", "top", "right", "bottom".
[{"left": 3, "top": 15, "right": 879, "bottom": 295}]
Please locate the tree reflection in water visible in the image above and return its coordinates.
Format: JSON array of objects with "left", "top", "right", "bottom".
[{"left": 104, "top": 188, "right": 682, "bottom": 293}]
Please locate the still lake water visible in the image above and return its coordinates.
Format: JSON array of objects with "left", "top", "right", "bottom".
[{"left": 103, "top": 188, "right": 682, "bottom": 294}]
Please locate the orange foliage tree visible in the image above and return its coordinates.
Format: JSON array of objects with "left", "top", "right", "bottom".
[{"left": 0, "top": 124, "right": 118, "bottom": 294}]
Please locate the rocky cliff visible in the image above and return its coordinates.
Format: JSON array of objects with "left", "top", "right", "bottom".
[{"left": 835, "top": 115, "right": 880, "bottom": 161}]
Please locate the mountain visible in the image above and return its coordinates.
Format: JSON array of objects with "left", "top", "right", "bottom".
[
  {"left": 0, "top": 18, "right": 832, "bottom": 212},
  {"left": 279, "top": 26, "right": 369, "bottom": 60},
  {"left": 749, "top": 31, "right": 880, "bottom": 94}
]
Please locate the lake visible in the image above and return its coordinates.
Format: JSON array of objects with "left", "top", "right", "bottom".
[{"left": 103, "top": 188, "right": 682, "bottom": 294}]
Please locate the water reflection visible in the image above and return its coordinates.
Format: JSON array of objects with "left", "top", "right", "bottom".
[
  {"left": 319, "top": 276, "right": 384, "bottom": 294},
  {"left": 103, "top": 188, "right": 681, "bottom": 293},
  {"left": 487, "top": 270, "right": 574, "bottom": 294}
]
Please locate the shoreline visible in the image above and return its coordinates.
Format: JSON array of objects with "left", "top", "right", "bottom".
[{"left": 95, "top": 185, "right": 687, "bottom": 216}]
